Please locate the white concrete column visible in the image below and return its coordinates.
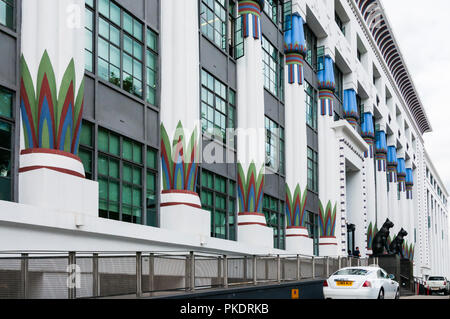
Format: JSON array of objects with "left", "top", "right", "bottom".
[
  {"left": 159, "top": 0, "right": 211, "bottom": 237},
  {"left": 317, "top": 52, "right": 339, "bottom": 256},
  {"left": 361, "top": 112, "right": 376, "bottom": 256},
  {"left": 375, "top": 129, "right": 388, "bottom": 236},
  {"left": 19, "top": 0, "right": 99, "bottom": 215},
  {"left": 283, "top": 12, "right": 312, "bottom": 255},
  {"left": 387, "top": 145, "right": 399, "bottom": 238},
  {"left": 20, "top": 0, "right": 85, "bottom": 156},
  {"left": 397, "top": 157, "right": 407, "bottom": 239},
  {"left": 236, "top": 0, "right": 273, "bottom": 248}
]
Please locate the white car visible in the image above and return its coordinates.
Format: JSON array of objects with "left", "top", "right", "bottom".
[
  {"left": 425, "top": 276, "right": 448, "bottom": 295},
  {"left": 323, "top": 266, "right": 400, "bottom": 299}
]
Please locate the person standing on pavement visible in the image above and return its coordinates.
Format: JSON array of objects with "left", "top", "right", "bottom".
[{"left": 353, "top": 247, "right": 361, "bottom": 258}]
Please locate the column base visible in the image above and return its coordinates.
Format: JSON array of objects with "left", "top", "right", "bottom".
[
  {"left": 20, "top": 148, "right": 85, "bottom": 178},
  {"left": 238, "top": 213, "right": 273, "bottom": 248},
  {"left": 160, "top": 190, "right": 202, "bottom": 209},
  {"left": 160, "top": 204, "right": 211, "bottom": 238},
  {"left": 286, "top": 227, "right": 313, "bottom": 256},
  {"left": 319, "top": 236, "right": 338, "bottom": 257},
  {"left": 19, "top": 168, "right": 98, "bottom": 218}
]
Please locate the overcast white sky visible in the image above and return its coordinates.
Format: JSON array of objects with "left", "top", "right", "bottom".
[{"left": 381, "top": 0, "right": 450, "bottom": 195}]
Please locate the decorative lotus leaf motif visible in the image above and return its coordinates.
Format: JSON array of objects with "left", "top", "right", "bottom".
[
  {"left": 367, "top": 222, "right": 379, "bottom": 251},
  {"left": 285, "top": 184, "right": 307, "bottom": 227},
  {"left": 319, "top": 200, "right": 337, "bottom": 237},
  {"left": 20, "top": 50, "right": 84, "bottom": 155},
  {"left": 161, "top": 122, "right": 199, "bottom": 192},
  {"left": 237, "top": 162, "right": 264, "bottom": 213}
]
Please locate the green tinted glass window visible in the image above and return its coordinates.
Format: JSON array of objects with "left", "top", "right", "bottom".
[
  {"left": 0, "top": 0, "right": 14, "bottom": 30},
  {"left": 97, "top": 126, "right": 147, "bottom": 225},
  {"left": 0, "top": 88, "right": 12, "bottom": 119},
  {"left": 147, "top": 148, "right": 156, "bottom": 169},
  {"left": 80, "top": 123, "right": 92, "bottom": 147},
  {"left": 0, "top": 119, "right": 12, "bottom": 201},
  {"left": 95, "top": 0, "right": 145, "bottom": 97},
  {"left": 79, "top": 149, "right": 92, "bottom": 176},
  {"left": 200, "top": 169, "right": 236, "bottom": 241},
  {"left": 201, "top": 69, "right": 235, "bottom": 144},
  {"left": 146, "top": 28, "right": 158, "bottom": 105},
  {"left": 200, "top": 0, "right": 227, "bottom": 51},
  {"left": 263, "top": 194, "right": 286, "bottom": 250},
  {"left": 109, "top": 133, "right": 119, "bottom": 156}
]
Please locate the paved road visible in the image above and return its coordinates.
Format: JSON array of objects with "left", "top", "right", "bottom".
[{"left": 401, "top": 294, "right": 449, "bottom": 299}]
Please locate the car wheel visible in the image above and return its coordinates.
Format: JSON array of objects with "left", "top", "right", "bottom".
[
  {"left": 395, "top": 289, "right": 400, "bottom": 299},
  {"left": 378, "top": 289, "right": 384, "bottom": 300}
]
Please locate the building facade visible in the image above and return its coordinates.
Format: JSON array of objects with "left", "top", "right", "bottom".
[{"left": 0, "top": 0, "right": 448, "bottom": 280}]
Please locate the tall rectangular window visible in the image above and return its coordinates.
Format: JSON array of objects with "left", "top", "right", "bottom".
[
  {"left": 122, "top": 13, "right": 143, "bottom": 98},
  {"left": 146, "top": 147, "right": 158, "bottom": 227},
  {"left": 334, "top": 65, "right": 344, "bottom": 101},
  {"left": 146, "top": 28, "right": 158, "bottom": 106},
  {"left": 305, "top": 211, "right": 319, "bottom": 256},
  {"left": 0, "top": 0, "right": 13, "bottom": 30},
  {"left": 305, "top": 81, "right": 317, "bottom": 130},
  {"left": 265, "top": 117, "right": 285, "bottom": 175},
  {"left": 356, "top": 94, "right": 364, "bottom": 127},
  {"left": 200, "top": 170, "right": 237, "bottom": 240},
  {"left": 228, "top": 0, "right": 237, "bottom": 57},
  {"left": 262, "top": 37, "right": 284, "bottom": 99},
  {"left": 335, "top": 12, "right": 345, "bottom": 36},
  {"left": 96, "top": 0, "right": 144, "bottom": 98},
  {"left": 304, "top": 25, "right": 317, "bottom": 70},
  {"left": 98, "top": 127, "right": 144, "bottom": 224},
  {"left": 264, "top": 0, "right": 278, "bottom": 24},
  {"left": 79, "top": 121, "right": 94, "bottom": 180},
  {"left": 263, "top": 195, "right": 285, "bottom": 250},
  {"left": 85, "top": 1, "right": 95, "bottom": 72},
  {"left": 0, "top": 88, "right": 12, "bottom": 202},
  {"left": 200, "top": 0, "right": 227, "bottom": 50},
  {"left": 201, "top": 69, "right": 236, "bottom": 144},
  {"left": 307, "top": 147, "right": 318, "bottom": 193}
]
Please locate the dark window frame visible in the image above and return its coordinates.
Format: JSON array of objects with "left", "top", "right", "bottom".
[
  {"left": 79, "top": 124, "right": 159, "bottom": 227},
  {"left": 199, "top": 169, "right": 237, "bottom": 241},
  {"left": 0, "top": 0, "right": 14, "bottom": 30},
  {"left": 304, "top": 24, "right": 318, "bottom": 71},
  {"left": 201, "top": 69, "right": 236, "bottom": 146},
  {"left": 307, "top": 147, "right": 318, "bottom": 193},
  {"left": 263, "top": 194, "right": 286, "bottom": 250},
  {"left": 265, "top": 116, "right": 285, "bottom": 176},
  {"left": 305, "top": 81, "right": 318, "bottom": 131},
  {"left": 0, "top": 88, "right": 13, "bottom": 202},
  {"left": 334, "top": 64, "right": 344, "bottom": 102},
  {"left": 262, "top": 36, "right": 285, "bottom": 101}
]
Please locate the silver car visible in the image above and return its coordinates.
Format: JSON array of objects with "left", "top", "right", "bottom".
[{"left": 323, "top": 266, "right": 400, "bottom": 299}]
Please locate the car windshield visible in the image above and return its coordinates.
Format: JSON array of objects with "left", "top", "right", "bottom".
[
  {"left": 333, "top": 269, "right": 369, "bottom": 276},
  {"left": 428, "top": 277, "right": 445, "bottom": 281}
]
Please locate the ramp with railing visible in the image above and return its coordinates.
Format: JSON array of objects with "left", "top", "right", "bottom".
[{"left": 0, "top": 251, "right": 377, "bottom": 299}]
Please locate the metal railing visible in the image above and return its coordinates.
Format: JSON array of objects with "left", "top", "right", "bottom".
[{"left": 0, "top": 252, "right": 377, "bottom": 299}]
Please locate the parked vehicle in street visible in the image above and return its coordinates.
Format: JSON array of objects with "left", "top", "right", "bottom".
[
  {"left": 425, "top": 276, "right": 448, "bottom": 295},
  {"left": 323, "top": 266, "right": 400, "bottom": 299}
]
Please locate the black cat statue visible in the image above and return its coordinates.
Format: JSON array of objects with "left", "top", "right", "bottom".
[
  {"left": 389, "top": 228, "right": 408, "bottom": 259},
  {"left": 372, "top": 218, "right": 394, "bottom": 257}
]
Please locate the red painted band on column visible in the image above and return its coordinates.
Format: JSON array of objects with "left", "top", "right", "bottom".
[
  {"left": 21, "top": 148, "right": 83, "bottom": 163},
  {"left": 19, "top": 166, "right": 85, "bottom": 179}
]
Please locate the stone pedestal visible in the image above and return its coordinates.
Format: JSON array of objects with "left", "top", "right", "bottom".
[
  {"left": 19, "top": 150, "right": 98, "bottom": 222},
  {"left": 160, "top": 204, "right": 211, "bottom": 239},
  {"left": 377, "top": 255, "right": 401, "bottom": 282},
  {"left": 286, "top": 227, "right": 313, "bottom": 256},
  {"left": 237, "top": 213, "right": 274, "bottom": 249},
  {"left": 319, "top": 236, "right": 338, "bottom": 257}
]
